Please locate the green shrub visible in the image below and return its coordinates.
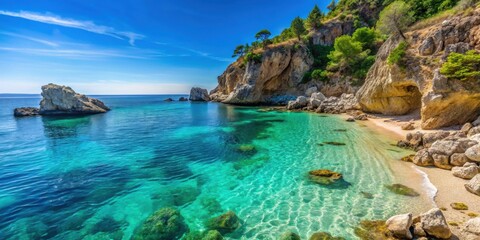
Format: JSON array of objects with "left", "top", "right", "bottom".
[
  {"left": 440, "top": 50, "right": 480, "bottom": 81},
  {"left": 311, "top": 69, "right": 329, "bottom": 82},
  {"left": 388, "top": 41, "right": 408, "bottom": 68},
  {"left": 244, "top": 52, "right": 262, "bottom": 64}
]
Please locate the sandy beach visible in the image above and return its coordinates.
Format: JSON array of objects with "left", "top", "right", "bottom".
[{"left": 360, "top": 113, "right": 480, "bottom": 237}]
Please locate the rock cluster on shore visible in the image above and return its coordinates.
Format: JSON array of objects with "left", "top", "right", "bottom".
[{"left": 14, "top": 84, "right": 110, "bottom": 117}]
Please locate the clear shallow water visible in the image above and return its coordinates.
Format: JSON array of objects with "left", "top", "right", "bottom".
[{"left": 0, "top": 95, "right": 431, "bottom": 239}]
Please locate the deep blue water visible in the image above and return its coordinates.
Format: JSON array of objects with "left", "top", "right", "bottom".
[{"left": 0, "top": 95, "right": 432, "bottom": 239}]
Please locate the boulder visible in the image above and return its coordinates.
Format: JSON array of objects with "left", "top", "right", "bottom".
[
  {"left": 413, "top": 222, "right": 427, "bottom": 237},
  {"left": 461, "top": 122, "right": 474, "bottom": 134},
  {"left": 13, "top": 107, "right": 40, "bottom": 117},
  {"left": 422, "top": 131, "right": 450, "bottom": 148},
  {"left": 205, "top": 211, "right": 241, "bottom": 234},
  {"left": 420, "top": 208, "right": 451, "bottom": 239},
  {"left": 465, "top": 144, "right": 480, "bottom": 162},
  {"left": 465, "top": 174, "right": 480, "bottom": 196},
  {"left": 452, "top": 162, "right": 479, "bottom": 179},
  {"left": 311, "top": 92, "right": 326, "bottom": 101},
  {"left": 164, "top": 98, "right": 174, "bottom": 102},
  {"left": 473, "top": 116, "right": 480, "bottom": 126},
  {"left": 178, "top": 97, "right": 188, "bottom": 101},
  {"left": 386, "top": 213, "right": 413, "bottom": 239},
  {"left": 450, "top": 153, "right": 470, "bottom": 166},
  {"left": 39, "top": 83, "right": 110, "bottom": 115},
  {"left": 279, "top": 232, "right": 301, "bottom": 240},
  {"left": 406, "top": 132, "right": 424, "bottom": 149},
  {"left": 470, "top": 134, "right": 480, "bottom": 143},
  {"left": 413, "top": 149, "right": 434, "bottom": 166},
  {"left": 189, "top": 87, "right": 210, "bottom": 101},
  {"left": 428, "top": 138, "right": 477, "bottom": 157},
  {"left": 133, "top": 207, "right": 188, "bottom": 240},
  {"left": 468, "top": 126, "right": 480, "bottom": 137},
  {"left": 287, "top": 96, "right": 308, "bottom": 110},
  {"left": 432, "top": 154, "right": 452, "bottom": 170},
  {"left": 461, "top": 217, "right": 480, "bottom": 240},
  {"left": 401, "top": 122, "right": 415, "bottom": 130},
  {"left": 305, "top": 87, "right": 318, "bottom": 97}
]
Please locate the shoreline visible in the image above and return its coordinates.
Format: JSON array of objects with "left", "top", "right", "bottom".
[{"left": 361, "top": 113, "right": 480, "bottom": 236}]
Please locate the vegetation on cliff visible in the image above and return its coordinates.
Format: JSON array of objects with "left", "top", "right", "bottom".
[{"left": 440, "top": 50, "right": 480, "bottom": 81}]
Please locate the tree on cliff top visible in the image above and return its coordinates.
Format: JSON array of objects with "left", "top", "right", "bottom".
[
  {"left": 232, "top": 45, "right": 246, "bottom": 58},
  {"left": 376, "top": 1, "right": 414, "bottom": 39},
  {"left": 327, "top": 0, "right": 337, "bottom": 11},
  {"left": 306, "top": 5, "right": 324, "bottom": 30},
  {"left": 291, "top": 17, "right": 307, "bottom": 41},
  {"left": 255, "top": 29, "right": 271, "bottom": 49}
]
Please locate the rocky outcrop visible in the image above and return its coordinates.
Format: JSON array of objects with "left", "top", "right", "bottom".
[
  {"left": 357, "top": 36, "right": 423, "bottom": 116},
  {"left": 14, "top": 84, "right": 110, "bottom": 117},
  {"left": 211, "top": 43, "right": 314, "bottom": 105},
  {"left": 13, "top": 107, "right": 40, "bottom": 117},
  {"left": 310, "top": 18, "right": 354, "bottom": 46},
  {"left": 357, "top": 7, "right": 480, "bottom": 129},
  {"left": 189, "top": 87, "right": 210, "bottom": 101},
  {"left": 37, "top": 84, "right": 110, "bottom": 116}
]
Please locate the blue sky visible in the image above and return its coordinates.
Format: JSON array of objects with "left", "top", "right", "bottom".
[{"left": 0, "top": 0, "right": 330, "bottom": 94}]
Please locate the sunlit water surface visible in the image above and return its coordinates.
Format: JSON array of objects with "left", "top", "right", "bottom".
[{"left": 0, "top": 95, "right": 432, "bottom": 239}]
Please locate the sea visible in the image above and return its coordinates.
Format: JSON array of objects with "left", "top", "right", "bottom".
[{"left": 0, "top": 94, "right": 434, "bottom": 239}]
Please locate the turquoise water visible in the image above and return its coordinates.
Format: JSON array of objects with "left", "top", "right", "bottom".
[{"left": 0, "top": 95, "right": 430, "bottom": 239}]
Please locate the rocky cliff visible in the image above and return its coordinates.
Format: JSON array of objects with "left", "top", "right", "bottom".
[
  {"left": 210, "top": 19, "right": 354, "bottom": 105},
  {"left": 357, "top": 7, "right": 480, "bottom": 129},
  {"left": 210, "top": 43, "right": 314, "bottom": 105}
]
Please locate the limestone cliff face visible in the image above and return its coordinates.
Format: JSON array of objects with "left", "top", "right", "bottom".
[
  {"left": 210, "top": 18, "right": 354, "bottom": 105},
  {"left": 210, "top": 44, "right": 314, "bottom": 105},
  {"left": 357, "top": 8, "right": 480, "bottom": 129}
]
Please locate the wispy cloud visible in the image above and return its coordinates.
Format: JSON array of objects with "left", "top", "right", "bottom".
[
  {"left": 0, "top": 47, "right": 149, "bottom": 59},
  {"left": 0, "top": 46, "right": 194, "bottom": 60},
  {"left": 0, "top": 10, "right": 144, "bottom": 45},
  {"left": 155, "top": 42, "right": 231, "bottom": 62},
  {"left": 0, "top": 31, "right": 59, "bottom": 47}
]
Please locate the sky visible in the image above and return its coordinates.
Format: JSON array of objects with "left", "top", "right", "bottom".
[{"left": 0, "top": 0, "right": 331, "bottom": 94}]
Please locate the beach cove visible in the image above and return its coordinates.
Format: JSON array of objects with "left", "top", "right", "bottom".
[{"left": 0, "top": 95, "right": 436, "bottom": 239}]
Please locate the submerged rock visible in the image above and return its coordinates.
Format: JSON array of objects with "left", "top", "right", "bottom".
[
  {"left": 279, "top": 232, "right": 301, "bottom": 240},
  {"left": 164, "top": 98, "right": 174, "bottom": 102},
  {"left": 39, "top": 83, "right": 110, "bottom": 115},
  {"left": 183, "top": 230, "right": 223, "bottom": 240},
  {"left": 189, "top": 87, "right": 210, "bottom": 101},
  {"left": 235, "top": 144, "right": 257, "bottom": 155},
  {"left": 323, "top": 141, "right": 346, "bottom": 146},
  {"left": 308, "top": 169, "right": 342, "bottom": 185},
  {"left": 179, "top": 97, "right": 188, "bottom": 101},
  {"left": 420, "top": 208, "right": 451, "bottom": 239},
  {"left": 205, "top": 211, "right": 241, "bottom": 234},
  {"left": 354, "top": 220, "right": 396, "bottom": 240},
  {"left": 13, "top": 107, "right": 40, "bottom": 117},
  {"left": 360, "top": 191, "right": 374, "bottom": 199},
  {"left": 309, "top": 231, "right": 345, "bottom": 240},
  {"left": 133, "top": 207, "right": 188, "bottom": 240},
  {"left": 385, "top": 184, "right": 420, "bottom": 197}
]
